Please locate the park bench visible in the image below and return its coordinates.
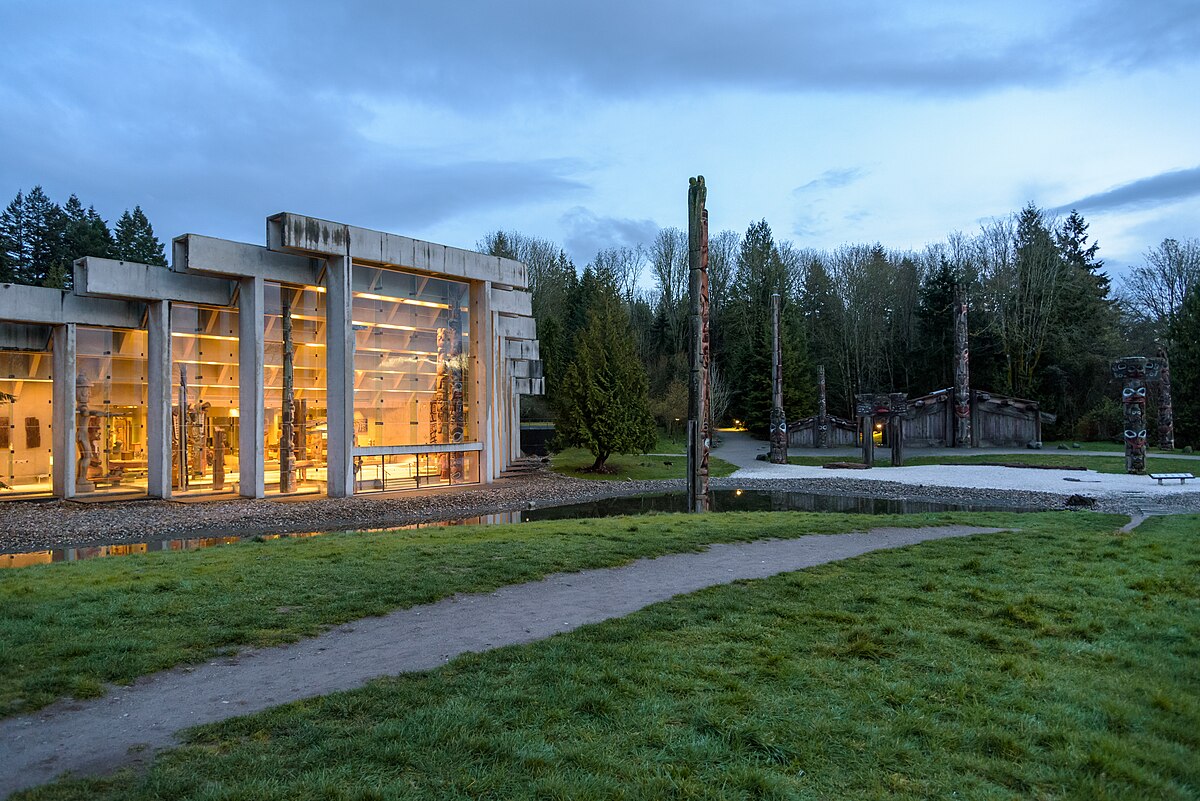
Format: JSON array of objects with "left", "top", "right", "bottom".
[{"left": 1148, "top": 472, "right": 1194, "bottom": 485}]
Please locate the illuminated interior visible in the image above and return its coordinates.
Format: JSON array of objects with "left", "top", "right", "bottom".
[
  {"left": 75, "top": 326, "right": 149, "bottom": 497},
  {"left": 0, "top": 335, "right": 54, "bottom": 498},
  {"left": 351, "top": 264, "right": 477, "bottom": 493},
  {"left": 265, "top": 282, "right": 327, "bottom": 495},
  {"left": 171, "top": 303, "right": 240, "bottom": 495}
]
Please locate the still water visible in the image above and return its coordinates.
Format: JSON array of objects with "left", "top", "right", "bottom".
[{"left": 1, "top": 489, "right": 1033, "bottom": 569}]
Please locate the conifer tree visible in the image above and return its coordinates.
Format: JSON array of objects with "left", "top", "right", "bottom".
[
  {"left": 556, "top": 273, "right": 655, "bottom": 471},
  {"left": 1168, "top": 285, "right": 1200, "bottom": 448},
  {"left": 115, "top": 205, "right": 167, "bottom": 266}
]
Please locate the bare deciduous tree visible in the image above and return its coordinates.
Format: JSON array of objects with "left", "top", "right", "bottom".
[{"left": 1121, "top": 237, "right": 1200, "bottom": 341}]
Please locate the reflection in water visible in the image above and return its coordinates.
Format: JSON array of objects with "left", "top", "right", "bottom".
[{"left": 1, "top": 490, "right": 1030, "bottom": 569}]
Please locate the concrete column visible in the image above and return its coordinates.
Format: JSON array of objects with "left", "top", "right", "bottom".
[
  {"left": 145, "top": 301, "right": 172, "bottom": 498},
  {"left": 325, "top": 252, "right": 355, "bottom": 497},
  {"left": 471, "top": 281, "right": 493, "bottom": 483},
  {"left": 238, "top": 276, "right": 265, "bottom": 498},
  {"left": 51, "top": 323, "right": 76, "bottom": 498}
]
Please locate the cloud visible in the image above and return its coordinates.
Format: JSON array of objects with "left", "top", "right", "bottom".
[
  {"left": 795, "top": 167, "right": 868, "bottom": 194},
  {"left": 559, "top": 207, "right": 660, "bottom": 265},
  {"left": 1052, "top": 166, "right": 1200, "bottom": 215}
]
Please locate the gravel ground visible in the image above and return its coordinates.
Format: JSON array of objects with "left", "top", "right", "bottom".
[{"left": 2, "top": 467, "right": 1194, "bottom": 556}]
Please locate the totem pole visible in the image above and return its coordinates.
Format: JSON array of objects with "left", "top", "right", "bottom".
[
  {"left": 888, "top": 392, "right": 908, "bottom": 466},
  {"left": 816, "top": 365, "right": 829, "bottom": 448},
  {"left": 176, "top": 365, "right": 189, "bottom": 491},
  {"left": 686, "top": 175, "right": 711, "bottom": 512},
  {"left": 769, "top": 293, "right": 788, "bottom": 464},
  {"left": 1156, "top": 347, "right": 1174, "bottom": 451},
  {"left": 855, "top": 394, "right": 875, "bottom": 466},
  {"left": 213, "top": 427, "right": 226, "bottom": 491},
  {"left": 280, "top": 292, "right": 296, "bottom": 493},
  {"left": 448, "top": 292, "right": 465, "bottom": 481},
  {"left": 953, "top": 283, "right": 972, "bottom": 448},
  {"left": 1111, "top": 356, "right": 1161, "bottom": 474}
]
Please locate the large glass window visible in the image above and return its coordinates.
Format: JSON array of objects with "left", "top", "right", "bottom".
[
  {"left": 0, "top": 334, "right": 53, "bottom": 499},
  {"left": 75, "top": 327, "right": 149, "bottom": 497},
  {"left": 351, "top": 265, "right": 471, "bottom": 448},
  {"left": 265, "top": 283, "right": 327, "bottom": 495},
  {"left": 171, "top": 304, "right": 239, "bottom": 495}
]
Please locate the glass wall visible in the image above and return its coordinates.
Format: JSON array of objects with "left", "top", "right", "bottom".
[
  {"left": 75, "top": 327, "right": 149, "bottom": 496},
  {"left": 265, "top": 283, "right": 327, "bottom": 495},
  {"left": 0, "top": 337, "right": 54, "bottom": 498},
  {"left": 350, "top": 263, "right": 476, "bottom": 494},
  {"left": 171, "top": 303, "right": 239, "bottom": 495}
]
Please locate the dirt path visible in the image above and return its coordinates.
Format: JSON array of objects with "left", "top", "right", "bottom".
[{"left": 0, "top": 525, "right": 1007, "bottom": 798}]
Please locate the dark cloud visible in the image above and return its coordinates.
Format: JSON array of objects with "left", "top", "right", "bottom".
[
  {"left": 795, "top": 168, "right": 868, "bottom": 193},
  {"left": 560, "top": 207, "right": 660, "bottom": 265},
  {"left": 1052, "top": 166, "right": 1200, "bottom": 215}
]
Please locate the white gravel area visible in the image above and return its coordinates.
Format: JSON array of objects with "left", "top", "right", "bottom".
[{"left": 732, "top": 462, "right": 1200, "bottom": 498}]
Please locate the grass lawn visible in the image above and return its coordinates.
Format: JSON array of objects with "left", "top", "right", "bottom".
[
  {"left": 18, "top": 513, "right": 1198, "bottom": 800},
  {"left": 1, "top": 509, "right": 1040, "bottom": 718},
  {"left": 551, "top": 447, "right": 739, "bottom": 480},
  {"left": 788, "top": 452, "right": 1198, "bottom": 475}
]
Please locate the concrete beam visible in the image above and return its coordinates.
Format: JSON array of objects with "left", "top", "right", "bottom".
[
  {"left": 173, "top": 234, "right": 321, "bottom": 286},
  {"left": 51, "top": 324, "right": 76, "bottom": 498},
  {"left": 325, "top": 253, "right": 355, "bottom": 498},
  {"left": 505, "top": 340, "right": 540, "bottom": 361},
  {"left": 471, "top": 281, "right": 493, "bottom": 484},
  {"left": 513, "top": 377, "right": 545, "bottom": 396},
  {"left": 238, "top": 277, "right": 266, "bottom": 499},
  {"left": 490, "top": 287, "right": 532, "bottom": 317},
  {"left": 145, "top": 301, "right": 172, "bottom": 498},
  {"left": 268, "top": 212, "right": 528, "bottom": 289},
  {"left": 496, "top": 315, "right": 536, "bottom": 341},
  {"left": 0, "top": 283, "right": 144, "bottom": 328},
  {"left": 75, "top": 257, "right": 234, "bottom": 306}
]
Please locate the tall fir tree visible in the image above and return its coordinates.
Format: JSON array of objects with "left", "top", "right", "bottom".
[
  {"left": 556, "top": 273, "right": 656, "bottom": 470},
  {"left": 115, "top": 205, "right": 167, "bottom": 266},
  {"left": 0, "top": 190, "right": 28, "bottom": 283}
]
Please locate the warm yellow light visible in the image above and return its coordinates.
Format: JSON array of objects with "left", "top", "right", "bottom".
[
  {"left": 171, "top": 332, "right": 239, "bottom": 342},
  {"left": 352, "top": 292, "right": 451, "bottom": 310}
]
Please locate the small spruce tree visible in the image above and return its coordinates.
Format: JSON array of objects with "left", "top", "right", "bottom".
[{"left": 556, "top": 276, "right": 656, "bottom": 471}]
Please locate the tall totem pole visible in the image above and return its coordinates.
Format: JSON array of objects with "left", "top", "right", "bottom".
[
  {"left": 1111, "top": 356, "right": 1161, "bottom": 474},
  {"left": 769, "top": 292, "right": 787, "bottom": 464},
  {"left": 816, "top": 365, "right": 829, "bottom": 448},
  {"left": 953, "top": 283, "right": 972, "bottom": 448},
  {"left": 686, "top": 176, "right": 711, "bottom": 513}
]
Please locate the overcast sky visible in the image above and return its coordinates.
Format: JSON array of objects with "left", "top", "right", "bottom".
[{"left": 2, "top": 1, "right": 1197, "bottom": 279}]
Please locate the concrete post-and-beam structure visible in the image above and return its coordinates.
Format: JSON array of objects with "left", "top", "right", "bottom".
[{"left": 0, "top": 213, "right": 542, "bottom": 503}]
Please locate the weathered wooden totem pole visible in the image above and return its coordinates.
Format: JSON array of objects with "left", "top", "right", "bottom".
[
  {"left": 686, "top": 176, "right": 711, "bottom": 512},
  {"left": 280, "top": 292, "right": 296, "bottom": 493},
  {"left": 855, "top": 393, "right": 907, "bottom": 467},
  {"left": 816, "top": 365, "right": 829, "bottom": 448},
  {"left": 1111, "top": 356, "right": 1160, "bottom": 474},
  {"left": 953, "top": 283, "right": 972, "bottom": 448},
  {"left": 769, "top": 292, "right": 788, "bottom": 464},
  {"left": 1156, "top": 346, "right": 1174, "bottom": 451},
  {"left": 430, "top": 294, "right": 466, "bottom": 482}
]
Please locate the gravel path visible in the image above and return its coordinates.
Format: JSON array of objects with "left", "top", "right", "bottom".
[{"left": 0, "top": 524, "right": 1007, "bottom": 798}]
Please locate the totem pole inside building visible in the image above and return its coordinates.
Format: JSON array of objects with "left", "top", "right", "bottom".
[
  {"left": 953, "top": 283, "right": 972, "bottom": 448},
  {"left": 686, "top": 176, "right": 711, "bottom": 512},
  {"left": 1111, "top": 356, "right": 1161, "bottom": 474},
  {"left": 430, "top": 291, "right": 466, "bottom": 481},
  {"left": 769, "top": 292, "right": 787, "bottom": 464}
]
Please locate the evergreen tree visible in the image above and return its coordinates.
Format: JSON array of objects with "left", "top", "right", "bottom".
[
  {"left": 556, "top": 274, "right": 656, "bottom": 470},
  {"left": 914, "top": 257, "right": 959, "bottom": 391},
  {"left": 24, "top": 186, "right": 68, "bottom": 287},
  {"left": 0, "top": 190, "right": 28, "bottom": 283},
  {"left": 1168, "top": 285, "right": 1200, "bottom": 448},
  {"left": 64, "top": 195, "right": 115, "bottom": 263},
  {"left": 114, "top": 205, "right": 167, "bottom": 265}
]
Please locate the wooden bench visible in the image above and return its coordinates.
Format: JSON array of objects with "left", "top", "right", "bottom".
[{"left": 1148, "top": 472, "right": 1195, "bottom": 485}]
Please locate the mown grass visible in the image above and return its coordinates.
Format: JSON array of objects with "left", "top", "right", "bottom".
[
  {"left": 18, "top": 513, "right": 1198, "bottom": 800},
  {"left": 2, "top": 509, "right": 1036, "bottom": 717},
  {"left": 551, "top": 447, "right": 739, "bottom": 480},
  {"left": 787, "top": 452, "right": 1198, "bottom": 475}
]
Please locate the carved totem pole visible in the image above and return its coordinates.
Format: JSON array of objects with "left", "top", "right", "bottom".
[
  {"left": 855, "top": 393, "right": 908, "bottom": 467},
  {"left": 1111, "top": 356, "right": 1161, "bottom": 474},
  {"left": 686, "top": 176, "right": 711, "bottom": 512},
  {"left": 816, "top": 365, "right": 829, "bottom": 448},
  {"left": 280, "top": 292, "right": 296, "bottom": 493},
  {"left": 769, "top": 292, "right": 787, "bottom": 464},
  {"left": 1156, "top": 347, "right": 1174, "bottom": 451},
  {"left": 953, "top": 283, "right": 972, "bottom": 448},
  {"left": 430, "top": 292, "right": 466, "bottom": 481}
]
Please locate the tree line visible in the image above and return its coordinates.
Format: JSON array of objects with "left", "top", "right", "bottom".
[
  {"left": 482, "top": 205, "right": 1200, "bottom": 453},
  {"left": 1, "top": 186, "right": 168, "bottom": 289}
]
